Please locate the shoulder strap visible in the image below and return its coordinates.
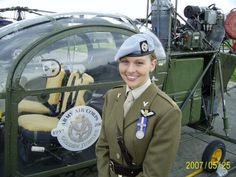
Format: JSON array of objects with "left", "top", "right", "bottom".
[{"left": 116, "top": 126, "right": 133, "bottom": 166}]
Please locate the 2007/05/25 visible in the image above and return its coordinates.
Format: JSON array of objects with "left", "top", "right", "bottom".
[{"left": 186, "top": 161, "right": 231, "bottom": 170}]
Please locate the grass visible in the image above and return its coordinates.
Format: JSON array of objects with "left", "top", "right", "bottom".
[{"left": 231, "top": 68, "right": 236, "bottom": 82}]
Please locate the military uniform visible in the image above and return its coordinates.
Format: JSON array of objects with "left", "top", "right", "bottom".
[
  {"left": 96, "top": 83, "right": 181, "bottom": 177},
  {"left": 96, "top": 33, "right": 182, "bottom": 177}
]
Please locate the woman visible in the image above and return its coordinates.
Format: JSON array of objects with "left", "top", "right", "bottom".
[{"left": 96, "top": 33, "right": 181, "bottom": 177}]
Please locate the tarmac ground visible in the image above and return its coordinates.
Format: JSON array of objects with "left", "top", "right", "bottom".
[{"left": 170, "top": 82, "right": 236, "bottom": 177}]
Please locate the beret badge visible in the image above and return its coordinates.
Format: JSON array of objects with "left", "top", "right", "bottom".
[{"left": 140, "top": 40, "right": 149, "bottom": 54}]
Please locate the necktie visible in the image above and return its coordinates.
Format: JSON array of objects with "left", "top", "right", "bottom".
[{"left": 123, "top": 91, "right": 134, "bottom": 116}]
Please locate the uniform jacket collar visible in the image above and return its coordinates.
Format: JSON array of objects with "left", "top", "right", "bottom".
[
  {"left": 125, "top": 79, "right": 151, "bottom": 100},
  {"left": 114, "top": 83, "right": 158, "bottom": 133}
]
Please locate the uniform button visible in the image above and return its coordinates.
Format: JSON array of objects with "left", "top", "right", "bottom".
[{"left": 116, "top": 153, "right": 120, "bottom": 159}]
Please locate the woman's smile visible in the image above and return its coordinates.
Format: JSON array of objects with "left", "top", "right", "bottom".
[{"left": 126, "top": 74, "right": 138, "bottom": 81}]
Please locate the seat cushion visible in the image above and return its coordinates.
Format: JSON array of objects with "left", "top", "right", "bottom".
[
  {"left": 18, "top": 100, "right": 51, "bottom": 114},
  {"left": 18, "top": 114, "right": 59, "bottom": 132}
]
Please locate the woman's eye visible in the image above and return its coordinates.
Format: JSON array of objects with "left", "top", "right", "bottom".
[
  {"left": 120, "top": 60, "right": 129, "bottom": 64},
  {"left": 136, "top": 61, "right": 144, "bottom": 65}
]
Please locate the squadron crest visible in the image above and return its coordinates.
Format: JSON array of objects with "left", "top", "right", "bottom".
[{"left": 51, "top": 106, "right": 102, "bottom": 151}]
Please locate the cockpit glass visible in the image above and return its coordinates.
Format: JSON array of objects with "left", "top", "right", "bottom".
[{"left": 20, "top": 31, "right": 129, "bottom": 90}]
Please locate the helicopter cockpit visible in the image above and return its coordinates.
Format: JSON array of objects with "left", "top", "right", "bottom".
[{"left": 0, "top": 12, "right": 167, "bottom": 177}]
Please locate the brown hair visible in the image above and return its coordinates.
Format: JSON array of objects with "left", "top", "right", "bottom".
[{"left": 150, "top": 52, "right": 157, "bottom": 61}]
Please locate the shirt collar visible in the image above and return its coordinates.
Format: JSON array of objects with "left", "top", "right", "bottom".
[{"left": 125, "top": 79, "right": 151, "bottom": 100}]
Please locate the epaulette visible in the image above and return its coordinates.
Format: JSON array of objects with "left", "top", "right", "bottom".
[
  {"left": 106, "top": 85, "right": 124, "bottom": 95},
  {"left": 156, "top": 87, "right": 178, "bottom": 108},
  {"left": 112, "top": 85, "right": 125, "bottom": 89}
]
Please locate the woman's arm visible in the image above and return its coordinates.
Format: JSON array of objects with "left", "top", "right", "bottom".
[{"left": 96, "top": 93, "right": 111, "bottom": 177}]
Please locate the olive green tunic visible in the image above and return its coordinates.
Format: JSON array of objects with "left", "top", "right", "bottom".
[{"left": 96, "top": 83, "right": 182, "bottom": 177}]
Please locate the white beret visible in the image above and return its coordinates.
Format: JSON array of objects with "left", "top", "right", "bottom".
[{"left": 114, "top": 33, "right": 155, "bottom": 61}]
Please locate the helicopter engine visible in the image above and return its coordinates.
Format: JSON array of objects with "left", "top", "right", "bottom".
[
  {"left": 150, "top": 0, "right": 226, "bottom": 51},
  {"left": 181, "top": 4, "right": 225, "bottom": 50}
]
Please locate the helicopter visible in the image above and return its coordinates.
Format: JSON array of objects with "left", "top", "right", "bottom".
[
  {"left": 0, "top": 6, "right": 55, "bottom": 26},
  {"left": 0, "top": 0, "right": 236, "bottom": 176}
]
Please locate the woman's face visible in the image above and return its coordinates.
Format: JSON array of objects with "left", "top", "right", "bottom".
[{"left": 119, "top": 55, "right": 157, "bottom": 89}]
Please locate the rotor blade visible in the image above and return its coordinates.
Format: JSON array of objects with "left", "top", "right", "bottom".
[
  {"left": 0, "top": 7, "right": 55, "bottom": 13},
  {"left": 26, "top": 11, "right": 43, "bottom": 16},
  {"left": 27, "top": 8, "right": 55, "bottom": 13},
  {"left": 0, "top": 7, "right": 15, "bottom": 12}
]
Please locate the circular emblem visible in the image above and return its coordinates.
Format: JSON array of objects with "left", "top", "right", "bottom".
[
  {"left": 140, "top": 41, "right": 149, "bottom": 53},
  {"left": 51, "top": 106, "right": 102, "bottom": 151}
]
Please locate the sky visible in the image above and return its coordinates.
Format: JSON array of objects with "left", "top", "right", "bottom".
[{"left": 0, "top": 0, "right": 235, "bottom": 20}]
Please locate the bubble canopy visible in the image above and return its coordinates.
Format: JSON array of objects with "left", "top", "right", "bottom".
[
  {"left": 0, "top": 12, "right": 166, "bottom": 93},
  {"left": 0, "top": 12, "right": 168, "bottom": 177}
]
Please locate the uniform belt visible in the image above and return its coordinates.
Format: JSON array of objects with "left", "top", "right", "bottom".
[{"left": 109, "top": 159, "right": 142, "bottom": 177}]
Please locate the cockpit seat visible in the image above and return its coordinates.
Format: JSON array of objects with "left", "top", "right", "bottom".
[
  {"left": 18, "top": 71, "right": 94, "bottom": 133},
  {"left": 18, "top": 67, "right": 67, "bottom": 115},
  {"left": 18, "top": 71, "right": 94, "bottom": 162}
]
